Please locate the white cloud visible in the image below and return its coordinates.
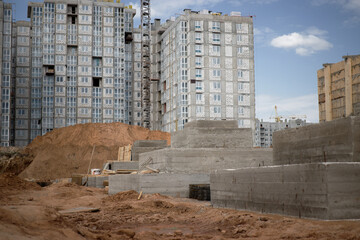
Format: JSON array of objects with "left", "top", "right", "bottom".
[
  {"left": 256, "top": 94, "right": 319, "bottom": 123},
  {"left": 270, "top": 30, "right": 333, "bottom": 56}
]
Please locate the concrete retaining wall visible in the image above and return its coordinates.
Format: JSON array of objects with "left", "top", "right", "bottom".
[
  {"left": 131, "top": 140, "right": 168, "bottom": 161},
  {"left": 109, "top": 173, "right": 209, "bottom": 197},
  {"left": 110, "top": 161, "right": 139, "bottom": 171},
  {"left": 171, "top": 120, "right": 253, "bottom": 149},
  {"left": 273, "top": 116, "right": 360, "bottom": 165},
  {"left": 82, "top": 175, "right": 108, "bottom": 188},
  {"left": 211, "top": 162, "right": 360, "bottom": 220},
  {"left": 138, "top": 148, "right": 273, "bottom": 173}
]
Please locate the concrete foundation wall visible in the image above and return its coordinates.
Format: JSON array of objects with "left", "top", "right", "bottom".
[
  {"left": 211, "top": 162, "right": 360, "bottom": 220},
  {"left": 171, "top": 120, "right": 253, "bottom": 149},
  {"left": 131, "top": 140, "right": 168, "bottom": 161},
  {"left": 138, "top": 148, "right": 273, "bottom": 172},
  {"left": 273, "top": 116, "right": 360, "bottom": 165},
  {"left": 82, "top": 176, "right": 108, "bottom": 188},
  {"left": 109, "top": 174, "right": 140, "bottom": 194},
  {"left": 110, "top": 161, "right": 139, "bottom": 171},
  {"left": 109, "top": 173, "right": 209, "bottom": 197}
]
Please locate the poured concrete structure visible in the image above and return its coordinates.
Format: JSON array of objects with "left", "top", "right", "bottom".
[
  {"left": 109, "top": 173, "right": 209, "bottom": 197},
  {"left": 211, "top": 116, "right": 360, "bottom": 219},
  {"left": 109, "top": 120, "right": 273, "bottom": 197},
  {"left": 211, "top": 162, "right": 360, "bottom": 220},
  {"left": 273, "top": 116, "right": 360, "bottom": 165},
  {"left": 131, "top": 140, "right": 168, "bottom": 161}
]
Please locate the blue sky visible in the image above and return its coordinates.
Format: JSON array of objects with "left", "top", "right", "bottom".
[{"left": 6, "top": 0, "right": 360, "bottom": 123}]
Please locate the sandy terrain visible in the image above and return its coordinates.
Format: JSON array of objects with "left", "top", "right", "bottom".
[
  {"left": 1, "top": 174, "right": 359, "bottom": 240},
  {"left": 1, "top": 122, "right": 170, "bottom": 180}
]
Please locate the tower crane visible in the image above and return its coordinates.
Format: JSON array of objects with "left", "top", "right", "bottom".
[
  {"left": 270, "top": 105, "right": 307, "bottom": 122},
  {"left": 140, "top": 0, "right": 151, "bottom": 129}
]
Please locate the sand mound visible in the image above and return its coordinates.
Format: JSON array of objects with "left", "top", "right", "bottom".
[
  {"left": 105, "top": 190, "right": 139, "bottom": 202},
  {"left": 0, "top": 173, "right": 41, "bottom": 191},
  {"left": 19, "top": 122, "right": 170, "bottom": 180},
  {"left": 0, "top": 147, "right": 34, "bottom": 175}
]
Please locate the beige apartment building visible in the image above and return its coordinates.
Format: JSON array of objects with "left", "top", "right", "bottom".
[{"left": 318, "top": 55, "right": 360, "bottom": 122}]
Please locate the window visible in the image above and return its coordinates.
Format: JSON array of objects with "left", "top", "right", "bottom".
[
  {"left": 214, "top": 94, "right": 221, "bottom": 102},
  {"left": 196, "top": 106, "right": 203, "bottom": 113},
  {"left": 195, "top": 21, "right": 202, "bottom": 29},
  {"left": 238, "top": 83, "right": 244, "bottom": 90},
  {"left": 236, "top": 23, "right": 242, "bottom": 31},
  {"left": 81, "top": 87, "right": 88, "bottom": 94},
  {"left": 195, "top": 69, "right": 202, "bottom": 78},
  {"left": 213, "top": 33, "right": 220, "bottom": 42},
  {"left": 56, "top": 4, "right": 65, "bottom": 10},
  {"left": 81, "top": 77, "right": 89, "bottom": 83},
  {"left": 238, "top": 70, "right": 243, "bottom": 78},
  {"left": 195, "top": 45, "right": 202, "bottom": 54},
  {"left": 195, "top": 57, "right": 202, "bottom": 66},
  {"left": 195, "top": 81, "right": 203, "bottom": 90},
  {"left": 212, "top": 45, "right": 220, "bottom": 53},
  {"left": 213, "top": 82, "right": 221, "bottom": 90},
  {"left": 238, "top": 58, "right": 243, "bottom": 67},
  {"left": 55, "top": 87, "right": 64, "bottom": 93},
  {"left": 212, "top": 21, "right": 220, "bottom": 30},
  {"left": 212, "top": 57, "right": 220, "bottom": 66},
  {"left": 238, "top": 95, "right": 244, "bottom": 102},
  {"left": 180, "top": 21, "right": 187, "bottom": 31},
  {"left": 181, "top": 58, "right": 187, "bottom": 68},
  {"left": 213, "top": 106, "right": 221, "bottom": 113},
  {"left": 196, "top": 93, "right": 203, "bottom": 103},
  {"left": 238, "top": 107, "right": 244, "bottom": 115},
  {"left": 81, "top": 98, "right": 88, "bottom": 104},
  {"left": 195, "top": 34, "right": 202, "bottom": 44},
  {"left": 81, "top": 5, "right": 89, "bottom": 11},
  {"left": 213, "top": 70, "right": 221, "bottom": 77},
  {"left": 237, "top": 35, "right": 242, "bottom": 42}
]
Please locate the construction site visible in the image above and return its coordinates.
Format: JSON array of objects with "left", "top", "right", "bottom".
[{"left": 1, "top": 0, "right": 360, "bottom": 239}]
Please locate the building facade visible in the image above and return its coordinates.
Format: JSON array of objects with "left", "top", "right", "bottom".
[
  {"left": 150, "top": 10, "right": 255, "bottom": 132},
  {"left": 254, "top": 118, "right": 309, "bottom": 148},
  {"left": 7, "top": 0, "right": 138, "bottom": 146},
  {"left": 0, "top": 1, "right": 14, "bottom": 146},
  {"left": 1, "top": 4, "right": 256, "bottom": 146},
  {"left": 318, "top": 55, "right": 360, "bottom": 122}
]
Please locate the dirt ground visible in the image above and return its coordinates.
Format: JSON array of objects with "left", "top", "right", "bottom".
[{"left": 1, "top": 174, "right": 359, "bottom": 240}]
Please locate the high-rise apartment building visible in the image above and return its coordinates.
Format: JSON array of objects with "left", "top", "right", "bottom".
[
  {"left": 1, "top": 3, "right": 256, "bottom": 146},
  {"left": 0, "top": 1, "right": 14, "bottom": 146},
  {"left": 150, "top": 10, "right": 255, "bottom": 132},
  {"left": 8, "top": 0, "right": 137, "bottom": 146},
  {"left": 318, "top": 55, "right": 360, "bottom": 122}
]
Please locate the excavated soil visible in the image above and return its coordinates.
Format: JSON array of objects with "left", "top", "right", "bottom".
[
  {"left": 18, "top": 122, "right": 170, "bottom": 180},
  {"left": 0, "top": 174, "right": 359, "bottom": 240}
]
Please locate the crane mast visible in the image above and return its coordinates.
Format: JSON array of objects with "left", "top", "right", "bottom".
[{"left": 140, "top": 0, "right": 151, "bottom": 128}]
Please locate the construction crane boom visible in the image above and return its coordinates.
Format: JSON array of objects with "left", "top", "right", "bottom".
[{"left": 140, "top": 0, "right": 151, "bottom": 129}]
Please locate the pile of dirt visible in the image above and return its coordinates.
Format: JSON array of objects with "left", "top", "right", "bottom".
[
  {"left": 104, "top": 190, "right": 139, "bottom": 202},
  {"left": 19, "top": 122, "right": 170, "bottom": 180},
  {"left": 0, "top": 147, "right": 34, "bottom": 175},
  {"left": 0, "top": 173, "right": 41, "bottom": 202}
]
